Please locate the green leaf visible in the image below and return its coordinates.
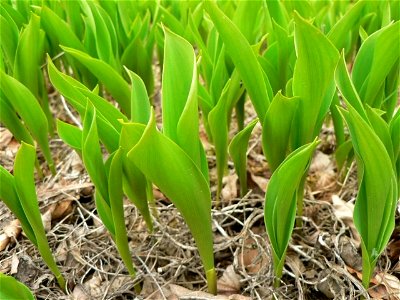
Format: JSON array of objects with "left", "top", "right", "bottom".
[
  {"left": 265, "top": 139, "right": 319, "bottom": 285},
  {"left": 82, "top": 103, "right": 109, "bottom": 208},
  {"left": 0, "top": 71, "right": 55, "bottom": 173},
  {"left": 262, "top": 91, "right": 299, "bottom": 173},
  {"left": 0, "top": 14, "right": 19, "bottom": 68},
  {"left": 0, "top": 96, "right": 34, "bottom": 145},
  {"left": 48, "top": 57, "right": 123, "bottom": 152},
  {"left": 127, "top": 109, "right": 216, "bottom": 294},
  {"left": 335, "top": 52, "right": 367, "bottom": 120},
  {"left": 14, "top": 14, "right": 44, "bottom": 99},
  {"left": 41, "top": 6, "right": 85, "bottom": 52},
  {"left": 108, "top": 148, "right": 137, "bottom": 277},
  {"left": 61, "top": 46, "right": 131, "bottom": 117},
  {"left": 121, "top": 37, "right": 154, "bottom": 95},
  {"left": 120, "top": 122, "right": 153, "bottom": 231},
  {"left": 125, "top": 68, "right": 151, "bottom": 124},
  {"left": 365, "top": 106, "right": 394, "bottom": 165},
  {"left": 327, "top": 0, "right": 367, "bottom": 52},
  {"left": 14, "top": 143, "right": 65, "bottom": 290},
  {"left": 228, "top": 119, "right": 258, "bottom": 197},
  {"left": 162, "top": 27, "right": 204, "bottom": 174},
  {"left": 82, "top": 1, "right": 119, "bottom": 70},
  {"left": 291, "top": 12, "right": 339, "bottom": 148},
  {"left": 0, "top": 166, "right": 37, "bottom": 245},
  {"left": 352, "top": 21, "right": 400, "bottom": 108},
  {"left": 0, "top": 274, "right": 34, "bottom": 300},
  {"left": 208, "top": 74, "right": 242, "bottom": 200},
  {"left": 56, "top": 120, "right": 83, "bottom": 154},
  {"left": 339, "top": 105, "right": 397, "bottom": 288},
  {"left": 204, "top": 1, "right": 272, "bottom": 120}
]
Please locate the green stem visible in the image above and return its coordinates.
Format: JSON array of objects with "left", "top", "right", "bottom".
[
  {"left": 295, "top": 175, "right": 306, "bottom": 228},
  {"left": 273, "top": 254, "right": 285, "bottom": 288},
  {"left": 206, "top": 268, "right": 217, "bottom": 295},
  {"left": 235, "top": 93, "right": 245, "bottom": 132},
  {"left": 147, "top": 179, "right": 158, "bottom": 226}
]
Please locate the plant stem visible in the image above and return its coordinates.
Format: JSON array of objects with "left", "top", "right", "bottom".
[
  {"left": 295, "top": 175, "right": 306, "bottom": 228},
  {"left": 206, "top": 268, "right": 217, "bottom": 295}
]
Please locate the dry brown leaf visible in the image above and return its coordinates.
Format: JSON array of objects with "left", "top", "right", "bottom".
[
  {"left": 83, "top": 275, "right": 104, "bottom": 298},
  {"left": 0, "top": 219, "right": 22, "bottom": 250},
  {"left": 55, "top": 240, "right": 68, "bottom": 262},
  {"left": 238, "top": 237, "right": 269, "bottom": 274},
  {"left": 72, "top": 284, "right": 90, "bottom": 300},
  {"left": 332, "top": 195, "right": 360, "bottom": 247},
  {"left": 221, "top": 174, "right": 238, "bottom": 202},
  {"left": 370, "top": 272, "right": 400, "bottom": 300},
  {"left": 217, "top": 265, "right": 241, "bottom": 294},
  {"left": 0, "top": 234, "right": 10, "bottom": 251},
  {"left": 310, "top": 151, "right": 336, "bottom": 189},
  {"left": 11, "top": 254, "right": 19, "bottom": 274},
  {"left": 52, "top": 200, "right": 73, "bottom": 220},
  {"left": 250, "top": 173, "right": 268, "bottom": 191},
  {"left": 286, "top": 253, "right": 306, "bottom": 277},
  {"left": 338, "top": 236, "right": 362, "bottom": 271},
  {"left": 168, "top": 284, "right": 251, "bottom": 300},
  {"left": 4, "top": 219, "right": 21, "bottom": 238},
  {"left": 0, "top": 128, "right": 13, "bottom": 150},
  {"left": 42, "top": 208, "right": 53, "bottom": 232}
]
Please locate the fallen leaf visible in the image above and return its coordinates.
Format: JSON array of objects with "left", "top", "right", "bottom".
[
  {"left": 238, "top": 236, "right": 269, "bottom": 274},
  {"left": 11, "top": 254, "right": 19, "bottom": 274},
  {"left": 217, "top": 265, "right": 241, "bottom": 294},
  {"left": 250, "top": 173, "right": 268, "bottom": 191},
  {"left": 221, "top": 174, "right": 238, "bottom": 202},
  {"left": 339, "top": 236, "right": 362, "bottom": 271},
  {"left": 310, "top": 151, "right": 336, "bottom": 190},
  {"left": 42, "top": 207, "right": 54, "bottom": 232},
  {"left": 332, "top": 195, "right": 360, "bottom": 247},
  {"left": 52, "top": 200, "right": 73, "bottom": 220},
  {"left": 0, "top": 234, "right": 10, "bottom": 251},
  {"left": 286, "top": 253, "right": 306, "bottom": 277},
  {"left": 0, "top": 128, "right": 13, "bottom": 150},
  {"left": 369, "top": 272, "right": 400, "bottom": 300},
  {"left": 72, "top": 284, "right": 90, "bottom": 300},
  {"left": 168, "top": 284, "right": 251, "bottom": 300},
  {"left": 4, "top": 219, "right": 21, "bottom": 238}
]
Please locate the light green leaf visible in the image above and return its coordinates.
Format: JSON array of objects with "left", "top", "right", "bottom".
[
  {"left": 327, "top": 0, "right": 367, "bottom": 52},
  {"left": 41, "top": 6, "right": 85, "bottom": 52},
  {"left": 0, "top": 14, "right": 19, "bottom": 68},
  {"left": 125, "top": 69, "right": 151, "bottom": 124},
  {"left": 56, "top": 120, "right": 83, "bottom": 153},
  {"left": 119, "top": 122, "right": 153, "bottom": 231},
  {"left": 204, "top": 1, "right": 272, "bottom": 120},
  {"left": 127, "top": 110, "right": 216, "bottom": 294},
  {"left": 82, "top": 103, "right": 109, "bottom": 208},
  {"left": 352, "top": 21, "right": 400, "bottom": 107},
  {"left": 0, "top": 96, "right": 34, "bottom": 145},
  {"left": 228, "top": 119, "right": 258, "bottom": 197},
  {"left": 61, "top": 45, "right": 131, "bottom": 116},
  {"left": 262, "top": 91, "right": 299, "bottom": 173},
  {"left": 108, "top": 148, "right": 137, "bottom": 277},
  {"left": 265, "top": 139, "right": 319, "bottom": 285},
  {"left": 0, "top": 71, "right": 54, "bottom": 173},
  {"left": 0, "top": 274, "right": 34, "bottom": 300},
  {"left": 14, "top": 143, "right": 65, "bottom": 290},
  {"left": 339, "top": 105, "right": 397, "bottom": 288},
  {"left": 0, "top": 166, "right": 37, "bottom": 245},
  {"left": 162, "top": 27, "right": 204, "bottom": 174},
  {"left": 209, "top": 74, "right": 242, "bottom": 200},
  {"left": 291, "top": 12, "right": 339, "bottom": 148},
  {"left": 335, "top": 52, "right": 367, "bottom": 119}
]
